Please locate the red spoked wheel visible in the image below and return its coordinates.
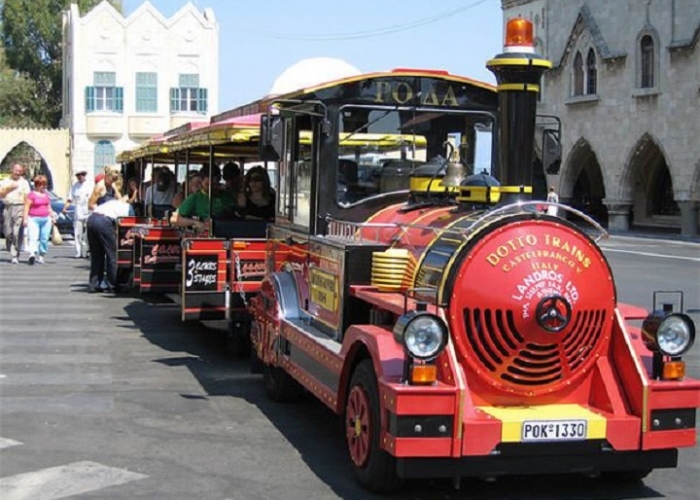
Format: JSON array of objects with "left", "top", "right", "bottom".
[
  {"left": 345, "top": 360, "right": 400, "bottom": 493},
  {"left": 346, "top": 384, "right": 371, "bottom": 466}
]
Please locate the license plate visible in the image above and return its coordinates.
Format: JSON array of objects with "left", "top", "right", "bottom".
[{"left": 521, "top": 420, "right": 587, "bottom": 442}]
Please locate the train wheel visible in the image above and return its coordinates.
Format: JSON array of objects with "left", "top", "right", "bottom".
[
  {"left": 263, "top": 364, "right": 303, "bottom": 403},
  {"left": 345, "top": 359, "right": 400, "bottom": 493}
]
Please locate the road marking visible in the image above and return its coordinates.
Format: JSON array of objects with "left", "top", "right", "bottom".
[
  {"left": 0, "top": 461, "right": 147, "bottom": 500},
  {"left": 601, "top": 248, "right": 700, "bottom": 262},
  {"left": 0, "top": 437, "right": 22, "bottom": 450}
]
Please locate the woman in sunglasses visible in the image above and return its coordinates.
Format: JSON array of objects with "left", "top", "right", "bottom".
[{"left": 237, "top": 166, "right": 275, "bottom": 221}]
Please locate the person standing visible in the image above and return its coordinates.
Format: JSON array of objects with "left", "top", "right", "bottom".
[
  {"left": 0, "top": 163, "right": 31, "bottom": 264},
  {"left": 86, "top": 199, "right": 132, "bottom": 293},
  {"left": 63, "top": 170, "right": 93, "bottom": 258},
  {"left": 22, "top": 175, "right": 54, "bottom": 265},
  {"left": 88, "top": 165, "right": 123, "bottom": 210},
  {"left": 546, "top": 186, "right": 560, "bottom": 216}
]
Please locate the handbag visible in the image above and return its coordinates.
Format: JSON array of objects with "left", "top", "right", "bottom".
[{"left": 51, "top": 224, "right": 63, "bottom": 246}]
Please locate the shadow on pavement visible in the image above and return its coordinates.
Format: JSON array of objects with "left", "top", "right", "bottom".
[{"left": 122, "top": 297, "right": 664, "bottom": 500}]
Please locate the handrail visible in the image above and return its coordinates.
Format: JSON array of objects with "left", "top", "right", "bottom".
[{"left": 325, "top": 200, "right": 608, "bottom": 244}]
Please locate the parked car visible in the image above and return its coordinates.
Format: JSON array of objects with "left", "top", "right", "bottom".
[{"left": 0, "top": 189, "right": 74, "bottom": 237}]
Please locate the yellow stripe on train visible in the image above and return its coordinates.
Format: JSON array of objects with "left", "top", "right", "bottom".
[{"left": 478, "top": 404, "right": 607, "bottom": 443}]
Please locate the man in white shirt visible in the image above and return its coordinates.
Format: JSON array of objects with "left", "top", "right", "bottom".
[
  {"left": 63, "top": 170, "right": 93, "bottom": 258},
  {"left": 86, "top": 200, "right": 133, "bottom": 293},
  {"left": 0, "top": 163, "right": 31, "bottom": 264},
  {"left": 144, "top": 167, "right": 176, "bottom": 218}
]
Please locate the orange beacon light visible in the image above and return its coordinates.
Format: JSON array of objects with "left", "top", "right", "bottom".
[{"left": 504, "top": 18, "right": 534, "bottom": 52}]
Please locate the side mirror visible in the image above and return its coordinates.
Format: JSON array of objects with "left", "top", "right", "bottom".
[
  {"left": 543, "top": 129, "right": 561, "bottom": 174},
  {"left": 259, "top": 114, "right": 284, "bottom": 162}
]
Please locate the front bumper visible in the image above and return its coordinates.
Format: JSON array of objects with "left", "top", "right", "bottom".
[{"left": 396, "top": 441, "right": 677, "bottom": 479}]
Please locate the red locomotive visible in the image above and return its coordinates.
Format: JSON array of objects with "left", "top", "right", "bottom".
[{"left": 246, "top": 18, "right": 699, "bottom": 492}]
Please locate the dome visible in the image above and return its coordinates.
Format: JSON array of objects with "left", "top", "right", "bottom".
[{"left": 268, "top": 57, "right": 361, "bottom": 96}]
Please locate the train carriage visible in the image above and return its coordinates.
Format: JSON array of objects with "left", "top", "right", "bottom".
[
  {"left": 117, "top": 113, "right": 276, "bottom": 352},
  {"left": 247, "top": 19, "right": 700, "bottom": 492}
]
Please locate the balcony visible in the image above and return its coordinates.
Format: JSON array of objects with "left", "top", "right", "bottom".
[
  {"left": 128, "top": 116, "right": 169, "bottom": 139},
  {"left": 169, "top": 116, "right": 200, "bottom": 129},
  {"left": 85, "top": 114, "right": 124, "bottom": 138}
]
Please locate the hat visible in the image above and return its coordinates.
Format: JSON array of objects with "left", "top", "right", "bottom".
[
  {"left": 95, "top": 173, "right": 105, "bottom": 183},
  {"left": 75, "top": 170, "right": 87, "bottom": 176}
]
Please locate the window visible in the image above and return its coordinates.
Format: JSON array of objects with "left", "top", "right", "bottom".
[
  {"left": 571, "top": 48, "right": 598, "bottom": 97},
  {"left": 586, "top": 49, "right": 597, "bottom": 95},
  {"left": 136, "top": 72, "right": 158, "bottom": 112},
  {"left": 641, "top": 35, "right": 655, "bottom": 88},
  {"left": 85, "top": 72, "right": 123, "bottom": 112},
  {"left": 573, "top": 51, "right": 584, "bottom": 96},
  {"left": 93, "top": 140, "right": 115, "bottom": 175},
  {"left": 335, "top": 107, "right": 494, "bottom": 207},
  {"left": 170, "top": 74, "right": 208, "bottom": 114}
]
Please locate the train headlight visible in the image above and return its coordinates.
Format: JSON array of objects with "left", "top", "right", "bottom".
[
  {"left": 393, "top": 311, "right": 448, "bottom": 361},
  {"left": 642, "top": 312, "right": 696, "bottom": 356}
]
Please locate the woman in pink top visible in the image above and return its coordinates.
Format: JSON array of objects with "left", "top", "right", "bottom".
[{"left": 22, "top": 175, "right": 55, "bottom": 265}]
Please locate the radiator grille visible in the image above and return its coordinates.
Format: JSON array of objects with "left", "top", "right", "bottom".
[{"left": 463, "top": 308, "right": 607, "bottom": 388}]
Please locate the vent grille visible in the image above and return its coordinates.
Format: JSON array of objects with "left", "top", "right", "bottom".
[{"left": 463, "top": 308, "right": 606, "bottom": 388}]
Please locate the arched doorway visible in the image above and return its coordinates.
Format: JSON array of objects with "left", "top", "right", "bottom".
[
  {"left": 0, "top": 142, "right": 54, "bottom": 189},
  {"left": 0, "top": 129, "right": 69, "bottom": 196},
  {"left": 560, "top": 138, "right": 608, "bottom": 226},
  {"left": 624, "top": 134, "right": 678, "bottom": 231}
]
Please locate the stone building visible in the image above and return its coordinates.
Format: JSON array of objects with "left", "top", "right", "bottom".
[
  {"left": 502, "top": 0, "right": 699, "bottom": 236},
  {"left": 62, "top": 1, "right": 219, "bottom": 179}
]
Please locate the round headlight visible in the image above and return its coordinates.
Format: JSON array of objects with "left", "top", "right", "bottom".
[
  {"left": 395, "top": 312, "right": 448, "bottom": 360},
  {"left": 656, "top": 313, "right": 696, "bottom": 356}
]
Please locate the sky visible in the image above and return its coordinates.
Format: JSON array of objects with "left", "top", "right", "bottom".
[{"left": 121, "top": 0, "right": 504, "bottom": 112}]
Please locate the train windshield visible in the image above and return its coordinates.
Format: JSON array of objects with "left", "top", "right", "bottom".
[{"left": 336, "top": 106, "right": 494, "bottom": 206}]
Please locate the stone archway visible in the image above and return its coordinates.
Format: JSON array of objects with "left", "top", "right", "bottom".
[
  {"left": 559, "top": 137, "right": 607, "bottom": 226},
  {"left": 619, "top": 133, "right": 679, "bottom": 232},
  {"left": 0, "top": 129, "right": 70, "bottom": 197}
]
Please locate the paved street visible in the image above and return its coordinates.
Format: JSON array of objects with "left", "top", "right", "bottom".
[{"left": 0, "top": 236, "right": 698, "bottom": 499}]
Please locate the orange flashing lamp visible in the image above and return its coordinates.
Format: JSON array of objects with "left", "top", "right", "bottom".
[
  {"left": 410, "top": 364, "right": 437, "bottom": 385},
  {"left": 505, "top": 18, "right": 534, "bottom": 48},
  {"left": 662, "top": 360, "right": 686, "bottom": 380}
]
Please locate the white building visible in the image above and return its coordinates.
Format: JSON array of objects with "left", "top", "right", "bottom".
[
  {"left": 502, "top": 0, "right": 699, "bottom": 237},
  {"left": 62, "top": 1, "right": 219, "bottom": 178}
]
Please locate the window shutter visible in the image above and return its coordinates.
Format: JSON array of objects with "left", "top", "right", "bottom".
[
  {"left": 170, "top": 88, "right": 179, "bottom": 113},
  {"left": 115, "top": 87, "right": 124, "bottom": 112},
  {"left": 197, "top": 88, "right": 208, "bottom": 114},
  {"left": 85, "top": 86, "right": 95, "bottom": 112}
]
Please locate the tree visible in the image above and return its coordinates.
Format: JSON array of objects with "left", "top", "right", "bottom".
[
  {"left": 0, "top": 44, "right": 47, "bottom": 128},
  {"left": 0, "top": 0, "right": 122, "bottom": 128}
]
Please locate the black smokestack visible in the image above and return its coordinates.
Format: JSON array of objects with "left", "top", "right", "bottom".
[{"left": 487, "top": 18, "right": 552, "bottom": 204}]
